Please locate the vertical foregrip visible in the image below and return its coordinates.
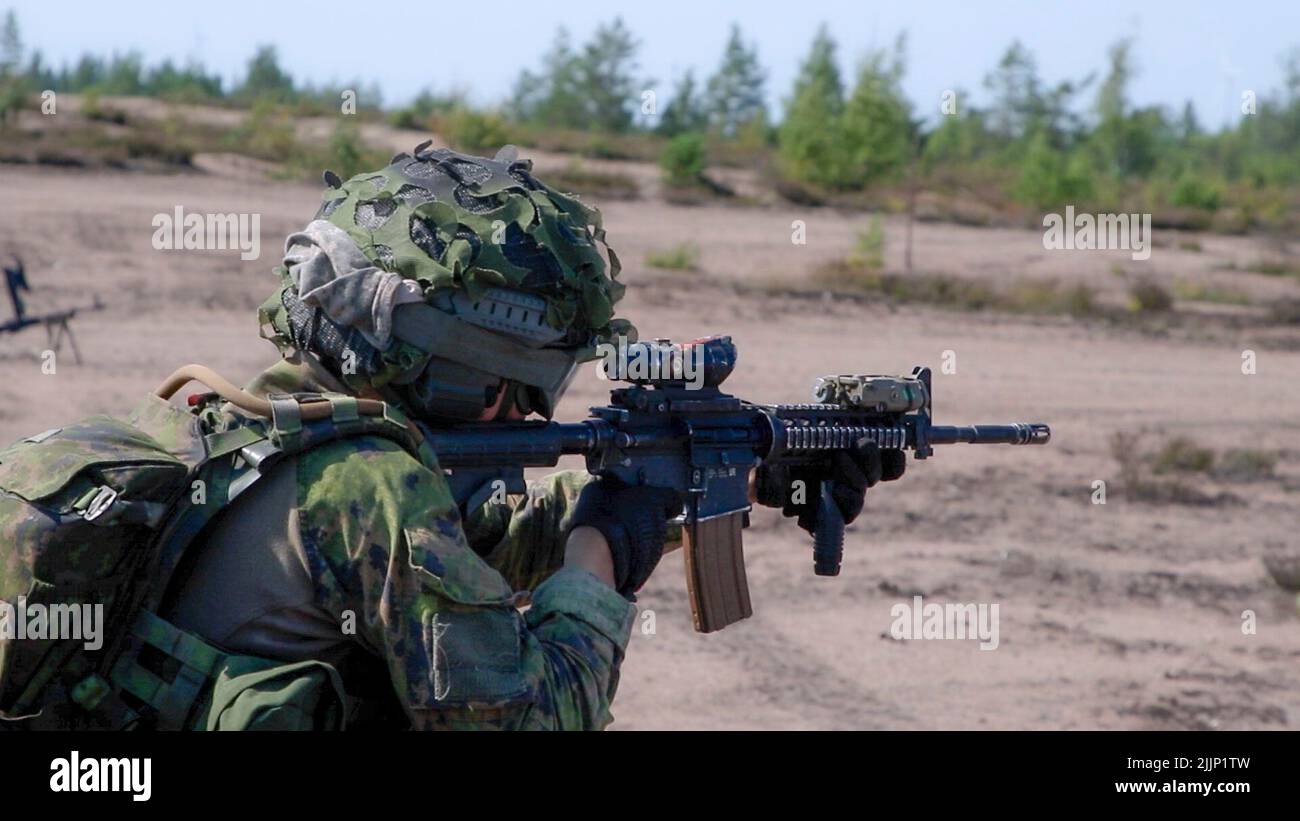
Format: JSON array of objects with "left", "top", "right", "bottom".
[{"left": 812, "top": 479, "right": 844, "bottom": 576}]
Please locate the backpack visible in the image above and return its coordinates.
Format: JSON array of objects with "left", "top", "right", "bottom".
[{"left": 0, "top": 364, "right": 435, "bottom": 729}]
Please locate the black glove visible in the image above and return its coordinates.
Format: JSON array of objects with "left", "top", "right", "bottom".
[
  {"left": 754, "top": 439, "right": 905, "bottom": 535},
  {"left": 568, "top": 478, "right": 684, "bottom": 600}
]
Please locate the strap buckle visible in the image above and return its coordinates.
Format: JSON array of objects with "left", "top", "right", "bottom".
[{"left": 82, "top": 486, "right": 119, "bottom": 522}]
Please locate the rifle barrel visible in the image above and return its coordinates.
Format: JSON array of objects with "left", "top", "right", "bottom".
[{"left": 927, "top": 423, "right": 1050, "bottom": 446}]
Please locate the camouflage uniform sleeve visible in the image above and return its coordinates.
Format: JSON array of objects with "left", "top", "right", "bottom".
[
  {"left": 468, "top": 470, "right": 682, "bottom": 592},
  {"left": 468, "top": 470, "right": 593, "bottom": 592},
  {"left": 295, "top": 439, "right": 636, "bottom": 730}
]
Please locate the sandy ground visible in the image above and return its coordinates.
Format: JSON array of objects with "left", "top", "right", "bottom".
[{"left": 1, "top": 145, "right": 1299, "bottom": 729}]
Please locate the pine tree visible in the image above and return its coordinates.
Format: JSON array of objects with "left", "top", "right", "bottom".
[
  {"left": 1179, "top": 100, "right": 1200, "bottom": 141},
  {"left": 237, "top": 45, "right": 295, "bottom": 103},
  {"left": 777, "top": 25, "right": 845, "bottom": 187},
  {"left": 656, "top": 69, "right": 707, "bottom": 136},
  {"left": 705, "top": 23, "right": 766, "bottom": 137},
  {"left": 0, "top": 10, "right": 25, "bottom": 125},
  {"left": 0, "top": 10, "right": 21, "bottom": 74},
  {"left": 984, "top": 40, "right": 1089, "bottom": 150},
  {"left": 510, "top": 28, "right": 585, "bottom": 128},
  {"left": 838, "top": 35, "right": 913, "bottom": 187},
  {"left": 511, "top": 20, "right": 646, "bottom": 133},
  {"left": 577, "top": 17, "right": 644, "bottom": 133}
]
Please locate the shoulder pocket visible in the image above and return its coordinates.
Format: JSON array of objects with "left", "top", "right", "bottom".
[{"left": 402, "top": 526, "right": 530, "bottom": 708}]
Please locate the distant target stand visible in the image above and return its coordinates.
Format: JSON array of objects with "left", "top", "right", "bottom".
[{"left": 1, "top": 257, "right": 103, "bottom": 364}]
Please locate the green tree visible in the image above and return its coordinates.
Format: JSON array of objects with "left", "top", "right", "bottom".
[
  {"left": 510, "top": 28, "right": 587, "bottom": 128},
  {"left": 0, "top": 9, "right": 25, "bottom": 125},
  {"left": 237, "top": 45, "right": 295, "bottom": 103},
  {"left": 0, "top": 9, "right": 21, "bottom": 74},
  {"left": 705, "top": 23, "right": 766, "bottom": 137},
  {"left": 1089, "top": 37, "right": 1166, "bottom": 179},
  {"left": 101, "top": 51, "right": 144, "bottom": 95},
  {"left": 511, "top": 20, "right": 647, "bottom": 133},
  {"left": 1178, "top": 100, "right": 1200, "bottom": 141},
  {"left": 777, "top": 25, "right": 846, "bottom": 187},
  {"left": 577, "top": 17, "right": 644, "bottom": 132},
  {"left": 984, "top": 40, "right": 1089, "bottom": 150},
  {"left": 659, "top": 132, "right": 707, "bottom": 186},
  {"left": 838, "top": 35, "right": 913, "bottom": 187},
  {"left": 1015, "top": 130, "right": 1095, "bottom": 209},
  {"left": 984, "top": 41, "right": 1039, "bottom": 140},
  {"left": 923, "top": 101, "right": 992, "bottom": 168},
  {"left": 69, "top": 54, "right": 104, "bottom": 90},
  {"left": 656, "top": 69, "right": 707, "bottom": 136}
]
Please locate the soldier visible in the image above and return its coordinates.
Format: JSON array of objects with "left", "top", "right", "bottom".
[
  {"left": 0, "top": 144, "right": 885, "bottom": 731},
  {"left": 151, "top": 145, "right": 685, "bottom": 730}
]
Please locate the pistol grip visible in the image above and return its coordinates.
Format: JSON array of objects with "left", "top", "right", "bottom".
[{"left": 683, "top": 511, "right": 753, "bottom": 633}]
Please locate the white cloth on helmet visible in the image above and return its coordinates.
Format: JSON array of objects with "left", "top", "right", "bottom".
[{"left": 282, "top": 220, "right": 423, "bottom": 349}]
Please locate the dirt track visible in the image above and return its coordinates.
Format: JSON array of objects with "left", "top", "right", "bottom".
[{"left": 1, "top": 150, "right": 1298, "bottom": 729}]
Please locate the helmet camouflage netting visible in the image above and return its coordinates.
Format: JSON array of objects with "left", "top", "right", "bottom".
[{"left": 308, "top": 143, "right": 630, "bottom": 344}]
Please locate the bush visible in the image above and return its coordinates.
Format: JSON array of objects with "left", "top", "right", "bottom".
[
  {"left": 1004, "top": 279, "right": 1098, "bottom": 316},
  {"left": 1171, "top": 280, "right": 1250, "bottom": 305},
  {"left": 659, "top": 132, "right": 707, "bottom": 187},
  {"left": 645, "top": 242, "right": 700, "bottom": 271},
  {"left": 1128, "top": 279, "right": 1174, "bottom": 312},
  {"left": 1170, "top": 172, "right": 1221, "bottom": 212},
  {"left": 227, "top": 98, "right": 297, "bottom": 160},
  {"left": 83, "top": 100, "right": 128, "bottom": 125},
  {"left": 443, "top": 107, "right": 512, "bottom": 152},
  {"left": 0, "top": 77, "right": 25, "bottom": 126},
  {"left": 1015, "top": 133, "right": 1096, "bottom": 210},
  {"left": 812, "top": 264, "right": 1000, "bottom": 310},
  {"left": 1152, "top": 436, "right": 1215, "bottom": 474},
  {"left": 325, "top": 121, "right": 366, "bottom": 179},
  {"left": 387, "top": 107, "right": 427, "bottom": 130},
  {"left": 1213, "top": 449, "right": 1277, "bottom": 481},
  {"left": 848, "top": 215, "right": 885, "bottom": 271}
]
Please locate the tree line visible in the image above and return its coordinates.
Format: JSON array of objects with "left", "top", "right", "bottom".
[{"left": 2, "top": 8, "right": 1298, "bottom": 224}]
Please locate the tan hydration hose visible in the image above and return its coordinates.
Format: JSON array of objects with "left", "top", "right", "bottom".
[{"left": 153, "top": 364, "right": 388, "bottom": 421}]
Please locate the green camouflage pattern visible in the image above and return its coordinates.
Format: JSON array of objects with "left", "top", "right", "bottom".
[
  {"left": 294, "top": 437, "right": 635, "bottom": 729},
  {"left": 2, "top": 353, "right": 635, "bottom": 729},
  {"left": 245, "top": 357, "right": 637, "bottom": 729},
  {"left": 465, "top": 470, "right": 594, "bottom": 590},
  {"left": 465, "top": 470, "right": 683, "bottom": 588},
  {"left": 267, "top": 145, "right": 633, "bottom": 352},
  {"left": 0, "top": 405, "right": 200, "bottom": 717}
]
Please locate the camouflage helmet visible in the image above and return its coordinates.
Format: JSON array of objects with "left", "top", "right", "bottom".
[{"left": 260, "top": 143, "right": 635, "bottom": 421}]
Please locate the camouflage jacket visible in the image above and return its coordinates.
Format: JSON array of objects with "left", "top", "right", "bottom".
[{"left": 166, "top": 354, "right": 635, "bottom": 730}]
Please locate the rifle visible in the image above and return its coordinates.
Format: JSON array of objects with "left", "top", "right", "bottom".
[{"left": 421, "top": 336, "right": 1050, "bottom": 633}]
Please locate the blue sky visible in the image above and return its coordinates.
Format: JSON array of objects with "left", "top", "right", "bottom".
[{"left": 8, "top": 0, "right": 1299, "bottom": 128}]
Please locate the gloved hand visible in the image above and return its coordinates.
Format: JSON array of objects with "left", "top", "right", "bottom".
[
  {"left": 568, "top": 478, "right": 684, "bottom": 600},
  {"left": 754, "top": 439, "right": 905, "bottom": 535}
]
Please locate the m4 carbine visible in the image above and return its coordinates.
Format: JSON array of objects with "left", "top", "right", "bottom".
[{"left": 421, "top": 336, "right": 1050, "bottom": 633}]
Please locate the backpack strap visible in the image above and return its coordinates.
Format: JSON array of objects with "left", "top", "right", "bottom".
[
  {"left": 74, "top": 386, "right": 437, "bottom": 729},
  {"left": 108, "top": 610, "right": 226, "bottom": 729},
  {"left": 143, "top": 388, "right": 435, "bottom": 610}
]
